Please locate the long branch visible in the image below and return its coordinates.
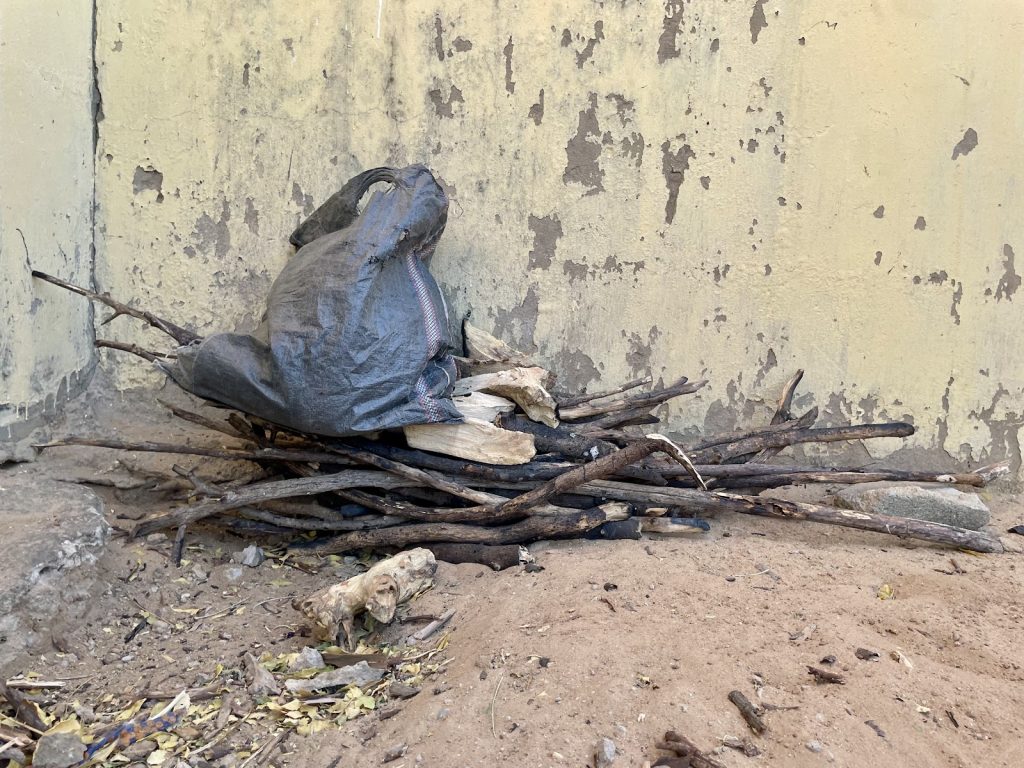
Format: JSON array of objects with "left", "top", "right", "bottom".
[{"left": 32, "top": 270, "right": 201, "bottom": 346}]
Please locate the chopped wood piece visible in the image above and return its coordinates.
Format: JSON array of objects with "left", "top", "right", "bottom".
[
  {"left": 658, "top": 730, "right": 727, "bottom": 768},
  {"left": 728, "top": 690, "right": 767, "bottom": 734},
  {"left": 453, "top": 367, "right": 559, "bottom": 427},
  {"left": 807, "top": 665, "right": 846, "bottom": 684},
  {"left": 403, "top": 418, "right": 536, "bottom": 465},
  {"left": 463, "top": 321, "right": 534, "bottom": 368},
  {"left": 452, "top": 392, "right": 516, "bottom": 423},
  {"left": 294, "top": 548, "right": 437, "bottom": 649}
]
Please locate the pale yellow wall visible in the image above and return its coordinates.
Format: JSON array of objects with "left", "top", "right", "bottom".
[
  {"left": 0, "top": 0, "right": 96, "bottom": 457},
  {"left": 88, "top": 1, "right": 1024, "bottom": 472}
]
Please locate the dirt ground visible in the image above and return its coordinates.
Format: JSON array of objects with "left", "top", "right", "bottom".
[{"left": 3, "top": 388, "right": 1023, "bottom": 768}]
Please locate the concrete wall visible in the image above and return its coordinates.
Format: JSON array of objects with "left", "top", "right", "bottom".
[
  {"left": 19, "top": 1, "right": 1024, "bottom": 472},
  {"left": 0, "top": 0, "right": 97, "bottom": 458}
]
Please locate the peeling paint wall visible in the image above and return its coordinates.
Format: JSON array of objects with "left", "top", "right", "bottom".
[
  {"left": 0, "top": 1, "right": 96, "bottom": 457},
  {"left": 86, "top": 2, "right": 1024, "bottom": 473}
]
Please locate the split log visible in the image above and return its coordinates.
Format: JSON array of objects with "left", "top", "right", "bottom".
[
  {"left": 294, "top": 548, "right": 437, "bottom": 649},
  {"left": 558, "top": 376, "right": 706, "bottom": 421},
  {"left": 307, "top": 505, "right": 627, "bottom": 554},
  {"left": 32, "top": 270, "right": 200, "bottom": 346},
  {"left": 426, "top": 543, "right": 522, "bottom": 570},
  {"left": 571, "top": 480, "right": 1004, "bottom": 552},
  {"left": 403, "top": 418, "right": 536, "bottom": 465},
  {"left": 453, "top": 367, "right": 559, "bottom": 428},
  {"left": 557, "top": 376, "right": 652, "bottom": 409},
  {"left": 462, "top": 321, "right": 535, "bottom": 368},
  {"left": 451, "top": 392, "right": 516, "bottom": 423}
]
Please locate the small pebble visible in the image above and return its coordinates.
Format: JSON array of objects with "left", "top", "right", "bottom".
[
  {"left": 436, "top": 707, "right": 450, "bottom": 721},
  {"left": 806, "top": 740, "right": 823, "bottom": 753},
  {"left": 239, "top": 545, "right": 265, "bottom": 567},
  {"left": 594, "top": 737, "right": 616, "bottom": 767}
]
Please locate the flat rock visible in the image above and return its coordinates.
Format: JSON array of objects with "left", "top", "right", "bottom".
[
  {"left": 833, "top": 483, "right": 990, "bottom": 530},
  {"left": 32, "top": 731, "right": 87, "bottom": 768},
  {"left": 0, "top": 468, "right": 110, "bottom": 669}
]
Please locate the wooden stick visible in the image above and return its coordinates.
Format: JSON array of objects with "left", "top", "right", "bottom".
[
  {"left": 308, "top": 507, "right": 615, "bottom": 554},
  {"left": 687, "top": 422, "right": 915, "bottom": 464},
  {"left": 557, "top": 376, "right": 653, "bottom": 408},
  {"left": 160, "top": 402, "right": 248, "bottom": 439},
  {"left": 570, "top": 480, "right": 1004, "bottom": 552},
  {"left": 0, "top": 682, "right": 49, "bottom": 732},
  {"left": 32, "top": 270, "right": 200, "bottom": 346},
  {"left": 568, "top": 407, "right": 661, "bottom": 431},
  {"left": 684, "top": 408, "right": 818, "bottom": 451},
  {"left": 130, "top": 470, "right": 424, "bottom": 537},
  {"left": 807, "top": 666, "right": 845, "bottom": 684},
  {"left": 236, "top": 507, "right": 407, "bottom": 531},
  {"left": 488, "top": 437, "right": 703, "bottom": 519},
  {"left": 410, "top": 609, "right": 455, "bottom": 641},
  {"left": 327, "top": 443, "right": 496, "bottom": 505},
  {"left": 34, "top": 436, "right": 347, "bottom": 465},
  {"left": 559, "top": 376, "right": 706, "bottom": 421},
  {"left": 497, "top": 413, "right": 616, "bottom": 460},
  {"left": 659, "top": 731, "right": 727, "bottom": 768},
  {"left": 171, "top": 524, "right": 187, "bottom": 566},
  {"left": 95, "top": 339, "right": 171, "bottom": 362},
  {"left": 728, "top": 690, "right": 767, "bottom": 734}
]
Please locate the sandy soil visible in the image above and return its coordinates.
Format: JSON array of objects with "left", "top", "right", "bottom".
[{"left": 3, "top": 389, "right": 1023, "bottom": 768}]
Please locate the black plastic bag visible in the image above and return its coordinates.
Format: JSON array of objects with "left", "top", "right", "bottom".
[{"left": 167, "top": 165, "right": 462, "bottom": 436}]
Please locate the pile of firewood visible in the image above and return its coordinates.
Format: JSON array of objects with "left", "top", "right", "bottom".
[{"left": 33, "top": 270, "right": 1009, "bottom": 561}]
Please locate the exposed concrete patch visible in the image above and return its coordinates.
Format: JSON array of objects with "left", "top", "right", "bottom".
[
  {"left": 623, "top": 326, "right": 661, "bottom": 376},
  {"left": 291, "top": 183, "right": 314, "bottom": 216},
  {"left": 244, "top": 197, "right": 260, "bottom": 235},
  {"left": 503, "top": 37, "right": 515, "bottom": 95},
  {"left": 562, "top": 260, "right": 590, "bottom": 283},
  {"left": 428, "top": 85, "right": 464, "bottom": 119},
  {"left": 951, "top": 128, "right": 978, "bottom": 160},
  {"left": 994, "top": 243, "right": 1020, "bottom": 301},
  {"left": 552, "top": 348, "right": 601, "bottom": 392},
  {"left": 191, "top": 199, "right": 232, "bottom": 259},
  {"left": 575, "top": 21, "right": 604, "bottom": 69},
  {"left": 563, "top": 94, "right": 605, "bottom": 196},
  {"left": 658, "top": 2, "right": 685, "bottom": 64},
  {"left": 131, "top": 165, "right": 163, "bottom": 201},
  {"left": 661, "top": 140, "right": 696, "bottom": 224},
  {"left": 750, "top": 1, "right": 769, "bottom": 44},
  {"left": 528, "top": 89, "right": 545, "bottom": 125},
  {"left": 527, "top": 214, "right": 563, "bottom": 270},
  {"left": 491, "top": 284, "right": 540, "bottom": 353}
]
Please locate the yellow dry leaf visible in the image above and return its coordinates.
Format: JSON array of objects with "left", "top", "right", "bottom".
[
  {"left": 269, "top": 579, "right": 292, "bottom": 588},
  {"left": 155, "top": 733, "right": 178, "bottom": 750},
  {"left": 171, "top": 607, "right": 200, "bottom": 615},
  {"left": 115, "top": 700, "right": 146, "bottom": 723},
  {"left": 877, "top": 584, "right": 895, "bottom": 600},
  {"left": 214, "top": 663, "right": 224, "bottom": 677},
  {"left": 357, "top": 696, "right": 375, "bottom": 710},
  {"left": 296, "top": 720, "right": 329, "bottom": 736},
  {"left": 146, "top": 749, "right": 169, "bottom": 766},
  {"left": 282, "top": 699, "right": 303, "bottom": 712},
  {"left": 44, "top": 719, "right": 83, "bottom": 736}
]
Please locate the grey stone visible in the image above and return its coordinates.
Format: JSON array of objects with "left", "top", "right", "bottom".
[
  {"left": 284, "top": 661, "right": 384, "bottom": 694},
  {"left": 212, "top": 565, "right": 246, "bottom": 584},
  {"left": 436, "top": 707, "right": 450, "bottom": 721},
  {"left": 288, "top": 646, "right": 325, "bottom": 671},
  {"left": 238, "top": 545, "right": 265, "bottom": 567},
  {"left": 594, "top": 738, "right": 617, "bottom": 767},
  {"left": 806, "top": 740, "right": 823, "bottom": 754},
  {"left": 123, "top": 740, "right": 158, "bottom": 760},
  {"left": 833, "top": 483, "right": 990, "bottom": 530},
  {"left": 0, "top": 469, "right": 110, "bottom": 668},
  {"left": 32, "top": 731, "right": 86, "bottom": 768}
]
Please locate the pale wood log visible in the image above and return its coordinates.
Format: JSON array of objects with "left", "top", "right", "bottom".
[
  {"left": 453, "top": 367, "right": 559, "bottom": 428},
  {"left": 452, "top": 392, "right": 516, "bottom": 423},
  {"left": 463, "top": 321, "right": 534, "bottom": 367},
  {"left": 294, "top": 548, "right": 437, "bottom": 649},
  {"left": 403, "top": 418, "right": 535, "bottom": 465}
]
